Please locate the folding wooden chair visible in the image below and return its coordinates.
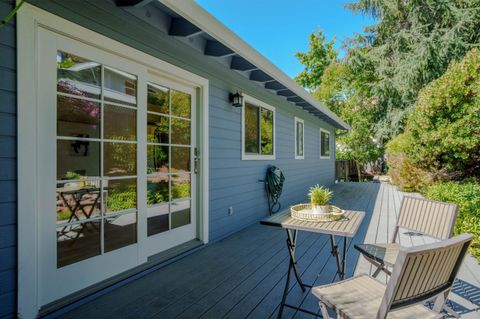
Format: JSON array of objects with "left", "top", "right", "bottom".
[
  {"left": 355, "top": 196, "right": 458, "bottom": 278},
  {"left": 312, "top": 233, "right": 473, "bottom": 319}
]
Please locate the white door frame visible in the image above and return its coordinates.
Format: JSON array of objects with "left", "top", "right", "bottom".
[{"left": 17, "top": 4, "right": 209, "bottom": 318}]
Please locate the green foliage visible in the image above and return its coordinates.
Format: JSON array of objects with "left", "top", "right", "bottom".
[
  {"left": 387, "top": 48, "right": 480, "bottom": 189},
  {"left": 406, "top": 48, "right": 480, "bottom": 177},
  {"left": 314, "top": 62, "right": 350, "bottom": 116},
  {"left": 145, "top": 180, "right": 190, "bottom": 205},
  {"left": 171, "top": 90, "right": 191, "bottom": 118},
  {"left": 314, "top": 62, "right": 383, "bottom": 176},
  {"left": 65, "top": 171, "right": 82, "bottom": 180},
  {"left": 57, "top": 210, "right": 71, "bottom": 221},
  {"left": 308, "top": 185, "right": 333, "bottom": 206},
  {"left": 344, "top": 0, "right": 480, "bottom": 141},
  {"left": 260, "top": 108, "right": 274, "bottom": 155},
  {"left": 424, "top": 180, "right": 480, "bottom": 259},
  {"left": 147, "top": 182, "right": 168, "bottom": 205},
  {"left": 108, "top": 185, "right": 136, "bottom": 212},
  {"left": 295, "top": 29, "right": 337, "bottom": 91},
  {"left": 107, "top": 136, "right": 136, "bottom": 174},
  {"left": 148, "top": 86, "right": 169, "bottom": 114},
  {"left": 386, "top": 133, "right": 433, "bottom": 192},
  {"left": 336, "top": 111, "right": 382, "bottom": 166},
  {"left": 57, "top": 57, "right": 75, "bottom": 69},
  {"left": 147, "top": 146, "right": 168, "bottom": 174},
  {"left": 244, "top": 104, "right": 274, "bottom": 155},
  {"left": 0, "top": 0, "right": 25, "bottom": 28},
  {"left": 172, "top": 183, "right": 190, "bottom": 199}
]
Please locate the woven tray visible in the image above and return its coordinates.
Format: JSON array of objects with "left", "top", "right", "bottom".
[{"left": 290, "top": 204, "right": 346, "bottom": 222}]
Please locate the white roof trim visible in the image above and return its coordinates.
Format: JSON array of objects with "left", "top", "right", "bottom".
[{"left": 159, "top": 0, "right": 350, "bottom": 131}]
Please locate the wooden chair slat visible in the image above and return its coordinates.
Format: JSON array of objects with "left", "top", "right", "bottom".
[
  {"left": 396, "top": 196, "right": 457, "bottom": 241},
  {"left": 313, "top": 234, "right": 473, "bottom": 319}
]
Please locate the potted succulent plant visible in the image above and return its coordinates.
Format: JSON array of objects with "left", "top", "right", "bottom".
[{"left": 308, "top": 185, "right": 333, "bottom": 215}]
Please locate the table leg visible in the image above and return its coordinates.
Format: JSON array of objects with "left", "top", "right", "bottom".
[
  {"left": 82, "top": 192, "right": 101, "bottom": 233},
  {"left": 277, "top": 250, "right": 293, "bottom": 319},
  {"left": 286, "top": 229, "right": 305, "bottom": 290},
  {"left": 59, "top": 193, "right": 81, "bottom": 239},
  {"left": 278, "top": 229, "right": 310, "bottom": 319},
  {"left": 330, "top": 235, "right": 348, "bottom": 280},
  {"left": 60, "top": 192, "right": 81, "bottom": 223},
  {"left": 330, "top": 235, "right": 342, "bottom": 280},
  {"left": 341, "top": 236, "right": 347, "bottom": 280}
]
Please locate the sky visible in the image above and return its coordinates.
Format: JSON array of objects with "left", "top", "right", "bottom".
[{"left": 195, "top": 0, "right": 375, "bottom": 78}]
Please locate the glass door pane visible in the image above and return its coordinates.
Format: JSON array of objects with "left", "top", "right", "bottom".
[
  {"left": 146, "top": 83, "right": 192, "bottom": 236},
  {"left": 56, "top": 51, "right": 138, "bottom": 267}
]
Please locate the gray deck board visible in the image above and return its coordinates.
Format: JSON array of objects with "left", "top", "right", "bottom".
[
  {"left": 60, "top": 182, "right": 480, "bottom": 319},
  {"left": 175, "top": 233, "right": 317, "bottom": 319}
]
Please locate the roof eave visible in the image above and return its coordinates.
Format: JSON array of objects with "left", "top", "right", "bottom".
[{"left": 158, "top": 0, "right": 350, "bottom": 131}]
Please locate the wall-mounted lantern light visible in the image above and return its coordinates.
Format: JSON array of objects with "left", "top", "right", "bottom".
[{"left": 229, "top": 91, "right": 243, "bottom": 107}]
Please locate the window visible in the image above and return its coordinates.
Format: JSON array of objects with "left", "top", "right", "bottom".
[
  {"left": 242, "top": 95, "right": 275, "bottom": 160},
  {"left": 295, "top": 117, "right": 304, "bottom": 159},
  {"left": 320, "top": 128, "right": 331, "bottom": 159}
]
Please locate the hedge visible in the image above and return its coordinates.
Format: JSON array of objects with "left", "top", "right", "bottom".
[{"left": 424, "top": 181, "right": 480, "bottom": 260}]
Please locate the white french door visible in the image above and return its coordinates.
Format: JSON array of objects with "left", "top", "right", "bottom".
[
  {"left": 36, "top": 28, "right": 197, "bottom": 306},
  {"left": 142, "top": 73, "right": 197, "bottom": 258}
]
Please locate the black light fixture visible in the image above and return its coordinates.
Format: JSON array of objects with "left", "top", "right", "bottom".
[{"left": 229, "top": 91, "right": 244, "bottom": 107}]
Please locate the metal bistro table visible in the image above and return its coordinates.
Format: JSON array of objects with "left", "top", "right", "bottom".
[
  {"left": 58, "top": 185, "right": 101, "bottom": 223},
  {"left": 57, "top": 186, "right": 101, "bottom": 244},
  {"left": 261, "top": 207, "right": 365, "bottom": 318}
]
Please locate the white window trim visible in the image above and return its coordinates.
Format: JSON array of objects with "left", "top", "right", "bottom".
[
  {"left": 320, "top": 128, "right": 331, "bottom": 159},
  {"left": 17, "top": 4, "right": 210, "bottom": 318},
  {"left": 241, "top": 94, "right": 276, "bottom": 160},
  {"left": 294, "top": 117, "right": 304, "bottom": 160}
]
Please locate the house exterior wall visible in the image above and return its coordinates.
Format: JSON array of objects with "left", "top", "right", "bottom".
[
  {"left": 11, "top": 0, "right": 336, "bottom": 315},
  {"left": 26, "top": 0, "right": 336, "bottom": 242},
  {"left": 208, "top": 83, "right": 335, "bottom": 241},
  {"left": 0, "top": 1, "right": 17, "bottom": 318}
]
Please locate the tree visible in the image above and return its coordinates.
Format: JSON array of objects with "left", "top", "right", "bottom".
[
  {"left": 295, "top": 29, "right": 337, "bottom": 91},
  {"left": 314, "top": 62, "right": 383, "bottom": 181},
  {"left": 314, "top": 62, "right": 349, "bottom": 115},
  {"left": 344, "top": 0, "right": 480, "bottom": 141},
  {"left": 387, "top": 48, "right": 480, "bottom": 189}
]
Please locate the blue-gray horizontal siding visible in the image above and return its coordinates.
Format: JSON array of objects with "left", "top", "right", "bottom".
[
  {"left": 208, "top": 84, "right": 335, "bottom": 241},
  {"left": 0, "top": 0, "right": 16, "bottom": 318},
  {"left": 26, "top": 0, "right": 336, "bottom": 242}
]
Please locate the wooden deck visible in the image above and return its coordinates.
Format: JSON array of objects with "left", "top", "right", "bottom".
[{"left": 60, "top": 182, "right": 480, "bottom": 319}]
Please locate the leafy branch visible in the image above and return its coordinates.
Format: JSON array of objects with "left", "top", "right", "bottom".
[{"left": 0, "top": 0, "right": 25, "bottom": 28}]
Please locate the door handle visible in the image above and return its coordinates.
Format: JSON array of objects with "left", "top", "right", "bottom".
[{"left": 194, "top": 147, "right": 200, "bottom": 174}]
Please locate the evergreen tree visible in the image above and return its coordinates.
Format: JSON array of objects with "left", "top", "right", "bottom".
[{"left": 345, "top": 0, "right": 480, "bottom": 141}]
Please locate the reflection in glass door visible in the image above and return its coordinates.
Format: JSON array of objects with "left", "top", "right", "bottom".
[
  {"left": 146, "top": 83, "right": 193, "bottom": 237},
  {"left": 34, "top": 27, "right": 202, "bottom": 308},
  {"left": 55, "top": 51, "right": 138, "bottom": 267}
]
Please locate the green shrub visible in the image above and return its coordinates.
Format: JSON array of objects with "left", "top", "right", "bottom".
[
  {"left": 172, "top": 183, "right": 190, "bottom": 199},
  {"left": 386, "top": 133, "right": 433, "bottom": 192},
  {"left": 406, "top": 48, "right": 480, "bottom": 177},
  {"left": 424, "top": 180, "right": 480, "bottom": 260},
  {"left": 386, "top": 48, "right": 480, "bottom": 190},
  {"left": 108, "top": 187, "right": 136, "bottom": 212}
]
